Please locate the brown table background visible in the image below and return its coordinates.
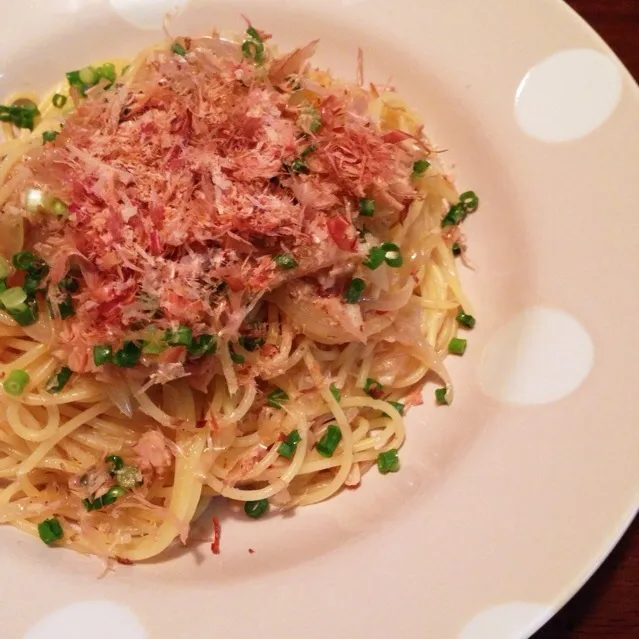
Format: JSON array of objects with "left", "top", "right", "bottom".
[{"left": 531, "top": 1, "right": 639, "bottom": 638}]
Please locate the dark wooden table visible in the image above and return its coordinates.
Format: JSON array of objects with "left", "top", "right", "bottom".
[{"left": 532, "top": 1, "right": 639, "bottom": 637}]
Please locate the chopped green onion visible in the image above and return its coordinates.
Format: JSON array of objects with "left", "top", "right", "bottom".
[
  {"left": 172, "top": 42, "right": 187, "bottom": 56},
  {"left": 329, "top": 383, "right": 341, "bottom": 402},
  {"left": 377, "top": 448, "right": 400, "bottom": 474},
  {"left": 289, "top": 158, "right": 309, "bottom": 174},
  {"left": 46, "top": 366, "right": 72, "bottom": 394},
  {"left": 278, "top": 429, "right": 301, "bottom": 459},
  {"left": 105, "top": 454, "right": 124, "bottom": 473},
  {"left": 343, "top": 278, "right": 365, "bottom": 304},
  {"left": 238, "top": 335, "right": 264, "bottom": 352},
  {"left": 23, "top": 273, "right": 42, "bottom": 296},
  {"left": 58, "top": 275, "right": 79, "bottom": 293},
  {"left": 244, "top": 498, "right": 269, "bottom": 519},
  {"left": 113, "top": 341, "right": 142, "bottom": 368},
  {"left": 301, "top": 144, "right": 316, "bottom": 158},
  {"left": 310, "top": 116, "right": 322, "bottom": 133},
  {"left": 58, "top": 295, "right": 75, "bottom": 319},
  {"left": 188, "top": 334, "right": 216, "bottom": 357},
  {"left": 441, "top": 203, "right": 466, "bottom": 228},
  {"left": 412, "top": 159, "right": 430, "bottom": 178},
  {"left": 267, "top": 387, "right": 288, "bottom": 409},
  {"left": 452, "top": 242, "right": 462, "bottom": 256},
  {"left": 93, "top": 344, "right": 113, "bottom": 366},
  {"left": 0, "top": 279, "right": 6, "bottom": 294},
  {"left": 246, "top": 26, "right": 262, "bottom": 42},
  {"left": 364, "top": 377, "right": 384, "bottom": 399},
  {"left": 386, "top": 401, "right": 405, "bottom": 415},
  {"left": 0, "top": 286, "right": 26, "bottom": 310},
  {"left": 273, "top": 254, "right": 298, "bottom": 270},
  {"left": 3, "top": 369, "right": 29, "bottom": 396},
  {"left": 459, "top": 191, "right": 479, "bottom": 213},
  {"left": 97, "top": 62, "right": 116, "bottom": 85},
  {"left": 316, "top": 424, "right": 342, "bottom": 457},
  {"left": 358, "top": 198, "right": 376, "bottom": 217},
  {"left": 435, "top": 387, "right": 449, "bottom": 405},
  {"left": 116, "top": 465, "right": 141, "bottom": 490},
  {"left": 241, "top": 38, "right": 264, "bottom": 64},
  {"left": 42, "top": 130, "right": 58, "bottom": 144},
  {"left": 6, "top": 299, "right": 38, "bottom": 326},
  {"left": 448, "top": 337, "right": 467, "bottom": 356},
  {"left": 363, "top": 246, "right": 385, "bottom": 270},
  {"left": 37, "top": 517, "right": 63, "bottom": 545},
  {"left": 101, "top": 485, "right": 127, "bottom": 506},
  {"left": 456, "top": 310, "right": 476, "bottom": 329},
  {"left": 0, "top": 102, "right": 40, "bottom": 130},
  {"left": 12, "top": 250, "right": 37, "bottom": 271},
  {"left": 165, "top": 325, "right": 193, "bottom": 347},
  {"left": 49, "top": 198, "right": 68, "bottom": 217},
  {"left": 78, "top": 66, "right": 99, "bottom": 86},
  {"left": 230, "top": 345, "right": 245, "bottom": 364},
  {"left": 380, "top": 242, "right": 402, "bottom": 268},
  {"left": 52, "top": 93, "right": 67, "bottom": 109},
  {"left": 0, "top": 256, "right": 11, "bottom": 279}
]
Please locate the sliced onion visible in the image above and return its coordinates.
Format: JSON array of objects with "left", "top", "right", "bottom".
[
  {"left": 271, "top": 281, "right": 366, "bottom": 345},
  {"left": 362, "top": 278, "right": 414, "bottom": 312},
  {"left": 106, "top": 377, "right": 134, "bottom": 418}
]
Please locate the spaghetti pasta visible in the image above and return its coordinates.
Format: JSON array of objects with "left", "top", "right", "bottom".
[{"left": 0, "top": 25, "right": 478, "bottom": 563}]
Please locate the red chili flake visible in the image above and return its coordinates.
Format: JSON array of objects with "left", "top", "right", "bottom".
[
  {"left": 195, "top": 419, "right": 207, "bottom": 429},
  {"left": 210, "top": 516, "right": 221, "bottom": 555},
  {"left": 248, "top": 548, "right": 255, "bottom": 554},
  {"left": 115, "top": 556, "right": 134, "bottom": 565}
]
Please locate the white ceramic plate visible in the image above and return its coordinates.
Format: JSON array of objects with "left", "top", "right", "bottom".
[{"left": 3, "top": 1, "right": 639, "bottom": 638}]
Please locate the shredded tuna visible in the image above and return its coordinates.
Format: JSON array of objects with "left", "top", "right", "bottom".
[{"left": 133, "top": 430, "right": 173, "bottom": 473}]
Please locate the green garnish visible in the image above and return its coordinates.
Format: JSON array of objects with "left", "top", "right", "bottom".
[
  {"left": 38, "top": 517, "right": 63, "bottom": 545},
  {"left": 165, "top": 325, "right": 193, "bottom": 347},
  {"left": 230, "top": 345, "right": 245, "bottom": 364},
  {"left": 412, "top": 159, "right": 430, "bottom": 178},
  {"left": 46, "top": 366, "right": 72, "bottom": 394},
  {"left": 242, "top": 26, "right": 264, "bottom": 64},
  {"left": 278, "top": 429, "right": 301, "bottom": 459},
  {"left": 0, "top": 101, "right": 40, "bottom": 130},
  {"left": 301, "top": 144, "right": 316, "bottom": 158},
  {"left": 289, "top": 158, "right": 309, "bottom": 174},
  {"left": 113, "top": 341, "right": 142, "bottom": 368},
  {"left": 435, "top": 387, "right": 449, "bottom": 405},
  {"left": 459, "top": 191, "right": 479, "bottom": 213},
  {"left": 93, "top": 344, "right": 113, "bottom": 366},
  {"left": 316, "top": 424, "right": 342, "bottom": 458},
  {"left": 101, "top": 485, "right": 127, "bottom": 506},
  {"left": 452, "top": 242, "right": 462, "bottom": 256},
  {"left": 358, "top": 198, "right": 376, "bottom": 217},
  {"left": 273, "top": 254, "right": 298, "bottom": 270},
  {"left": 329, "top": 383, "right": 341, "bottom": 402},
  {"left": 447, "top": 337, "right": 467, "bottom": 356},
  {"left": 12, "top": 250, "right": 37, "bottom": 271},
  {"left": 364, "top": 243, "right": 403, "bottom": 270},
  {"left": 58, "top": 295, "right": 75, "bottom": 319},
  {"left": 456, "top": 310, "right": 476, "bottom": 329},
  {"left": 188, "top": 334, "right": 216, "bottom": 357},
  {"left": 58, "top": 275, "right": 79, "bottom": 293},
  {"left": 6, "top": 299, "right": 38, "bottom": 326},
  {"left": 172, "top": 42, "right": 187, "bottom": 56},
  {"left": 52, "top": 94, "right": 67, "bottom": 109},
  {"left": 105, "top": 454, "right": 124, "bottom": 473},
  {"left": 267, "top": 387, "right": 288, "bottom": 409},
  {"left": 441, "top": 203, "right": 466, "bottom": 228},
  {"left": 244, "top": 499, "right": 269, "bottom": 519},
  {"left": 377, "top": 449, "right": 400, "bottom": 474},
  {"left": 238, "top": 336, "right": 265, "bottom": 352},
  {"left": 42, "top": 130, "right": 58, "bottom": 144},
  {"left": 3, "top": 369, "right": 29, "bottom": 396},
  {"left": 343, "top": 278, "right": 365, "bottom": 304},
  {"left": 0, "top": 286, "right": 27, "bottom": 310}
]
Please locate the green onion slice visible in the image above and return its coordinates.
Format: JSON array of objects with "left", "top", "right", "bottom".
[{"left": 3, "top": 369, "right": 29, "bottom": 396}]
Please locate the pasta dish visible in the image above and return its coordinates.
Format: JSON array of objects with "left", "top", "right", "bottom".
[{"left": 0, "top": 25, "right": 479, "bottom": 563}]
